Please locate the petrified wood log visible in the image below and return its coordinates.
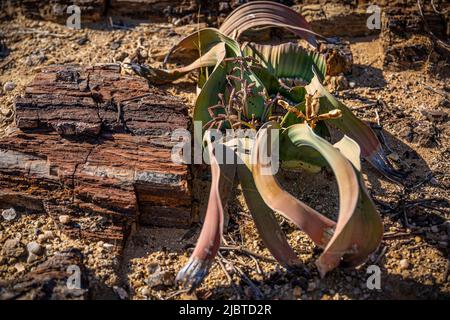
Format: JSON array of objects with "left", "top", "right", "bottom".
[
  {"left": 0, "top": 64, "right": 192, "bottom": 245},
  {"left": 0, "top": 249, "right": 89, "bottom": 300}
]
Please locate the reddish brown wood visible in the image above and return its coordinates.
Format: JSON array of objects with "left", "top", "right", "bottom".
[{"left": 0, "top": 64, "right": 192, "bottom": 245}]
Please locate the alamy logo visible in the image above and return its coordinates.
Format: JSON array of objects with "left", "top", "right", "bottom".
[
  {"left": 67, "top": 265, "right": 81, "bottom": 290},
  {"left": 366, "top": 5, "right": 381, "bottom": 30},
  {"left": 366, "top": 265, "right": 381, "bottom": 290},
  {"left": 66, "top": 5, "right": 81, "bottom": 30}
]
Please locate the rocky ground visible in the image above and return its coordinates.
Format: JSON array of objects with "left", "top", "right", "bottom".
[{"left": 0, "top": 14, "right": 449, "bottom": 300}]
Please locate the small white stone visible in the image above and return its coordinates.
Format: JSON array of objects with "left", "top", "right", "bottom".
[
  {"left": 14, "top": 263, "right": 25, "bottom": 273},
  {"left": 141, "top": 286, "right": 151, "bottom": 297},
  {"left": 58, "top": 215, "right": 71, "bottom": 225},
  {"left": 103, "top": 243, "right": 114, "bottom": 251},
  {"left": 3, "top": 81, "right": 16, "bottom": 92},
  {"left": 38, "top": 231, "right": 54, "bottom": 242},
  {"left": 399, "top": 259, "right": 409, "bottom": 270},
  {"left": 349, "top": 81, "right": 356, "bottom": 88},
  {"left": 1, "top": 208, "right": 17, "bottom": 221},
  {"left": 43, "top": 230, "right": 54, "bottom": 239},
  {"left": 27, "top": 241, "right": 43, "bottom": 255}
]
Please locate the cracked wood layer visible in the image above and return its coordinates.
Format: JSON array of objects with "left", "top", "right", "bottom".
[{"left": 0, "top": 64, "right": 192, "bottom": 245}]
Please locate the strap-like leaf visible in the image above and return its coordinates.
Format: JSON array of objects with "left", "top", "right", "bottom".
[
  {"left": 316, "top": 136, "right": 383, "bottom": 276},
  {"left": 164, "top": 28, "right": 241, "bottom": 65},
  {"left": 283, "top": 124, "right": 382, "bottom": 277},
  {"left": 176, "top": 132, "right": 236, "bottom": 290},
  {"left": 193, "top": 61, "right": 229, "bottom": 126},
  {"left": 243, "top": 42, "right": 326, "bottom": 83},
  {"left": 129, "top": 42, "right": 226, "bottom": 85},
  {"left": 233, "top": 136, "right": 303, "bottom": 268},
  {"left": 306, "top": 70, "right": 407, "bottom": 183},
  {"left": 280, "top": 128, "right": 328, "bottom": 170},
  {"left": 252, "top": 122, "right": 336, "bottom": 247},
  {"left": 219, "top": 1, "right": 319, "bottom": 48}
]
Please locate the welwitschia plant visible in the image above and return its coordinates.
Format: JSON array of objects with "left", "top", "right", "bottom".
[{"left": 130, "top": 1, "right": 405, "bottom": 290}]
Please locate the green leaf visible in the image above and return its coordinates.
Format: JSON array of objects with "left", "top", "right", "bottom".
[
  {"left": 193, "top": 61, "right": 229, "bottom": 126},
  {"left": 252, "top": 122, "right": 337, "bottom": 247},
  {"left": 165, "top": 27, "right": 241, "bottom": 63},
  {"left": 243, "top": 42, "right": 326, "bottom": 83},
  {"left": 231, "top": 136, "right": 303, "bottom": 268},
  {"left": 306, "top": 70, "right": 406, "bottom": 183}
]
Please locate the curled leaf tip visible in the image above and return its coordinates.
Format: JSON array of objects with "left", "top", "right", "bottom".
[
  {"left": 366, "top": 151, "right": 409, "bottom": 184},
  {"left": 176, "top": 257, "right": 211, "bottom": 291}
]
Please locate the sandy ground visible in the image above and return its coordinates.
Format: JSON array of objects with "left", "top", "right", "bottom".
[{"left": 0, "top": 15, "right": 449, "bottom": 300}]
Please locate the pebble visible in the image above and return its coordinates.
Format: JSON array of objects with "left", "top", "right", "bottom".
[
  {"left": 3, "top": 238, "right": 21, "bottom": 254},
  {"left": 3, "top": 81, "right": 16, "bottom": 92},
  {"left": 59, "top": 215, "right": 71, "bottom": 225},
  {"left": 349, "top": 81, "right": 356, "bottom": 88},
  {"left": 103, "top": 243, "right": 114, "bottom": 251},
  {"left": 27, "top": 241, "right": 43, "bottom": 255},
  {"left": 414, "top": 236, "right": 422, "bottom": 243},
  {"left": 1, "top": 208, "right": 17, "bottom": 221},
  {"left": 399, "top": 259, "right": 409, "bottom": 270},
  {"left": 224, "top": 262, "right": 234, "bottom": 274},
  {"left": 146, "top": 270, "right": 175, "bottom": 289},
  {"left": 38, "top": 231, "right": 54, "bottom": 242},
  {"left": 430, "top": 225, "right": 439, "bottom": 233},
  {"left": 141, "top": 286, "right": 151, "bottom": 297},
  {"left": 14, "top": 263, "right": 25, "bottom": 273},
  {"left": 110, "top": 41, "right": 121, "bottom": 50}
]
